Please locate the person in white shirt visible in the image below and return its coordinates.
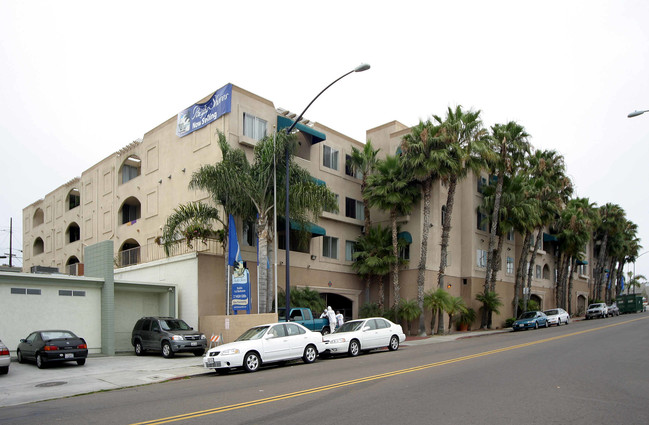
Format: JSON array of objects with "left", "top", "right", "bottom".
[
  {"left": 326, "top": 306, "right": 336, "bottom": 332},
  {"left": 335, "top": 311, "right": 344, "bottom": 327}
]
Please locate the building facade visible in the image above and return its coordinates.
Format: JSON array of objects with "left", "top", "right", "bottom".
[{"left": 23, "top": 83, "right": 593, "bottom": 331}]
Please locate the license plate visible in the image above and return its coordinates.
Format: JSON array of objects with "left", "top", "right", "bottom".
[
  {"left": 206, "top": 359, "right": 221, "bottom": 367},
  {"left": 191, "top": 342, "right": 197, "bottom": 346},
  {"left": 65, "top": 353, "right": 74, "bottom": 359}
]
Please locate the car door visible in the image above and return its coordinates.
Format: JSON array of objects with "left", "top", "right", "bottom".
[
  {"left": 373, "top": 318, "right": 393, "bottom": 347},
  {"left": 262, "top": 324, "right": 291, "bottom": 362},
  {"left": 361, "top": 319, "right": 381, "bottom": 348},
  {"left": 285, "top": 323, "right": 309, "bottom": 357},
  {"left": 21, "top": 332, "right": 40, "bottom": 360}
]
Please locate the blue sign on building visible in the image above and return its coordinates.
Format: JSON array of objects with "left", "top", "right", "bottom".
[
  {"left": 176, "top": 83, "right": 232, "bottom": 137},
  {"left": 232, "top": 268, "right": 251, "bottom": 314}
]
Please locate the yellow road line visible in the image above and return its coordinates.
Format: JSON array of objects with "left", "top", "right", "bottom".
[{"left": 132, "top": 316, "right": 646, "bottom": 425}]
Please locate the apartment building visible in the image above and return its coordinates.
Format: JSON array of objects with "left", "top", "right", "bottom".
[{"left": 23, "top": 83, "right": 592, "bottom": 330}]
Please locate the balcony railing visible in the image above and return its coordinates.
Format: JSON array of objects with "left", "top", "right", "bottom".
[{"left": 114, "top": 238, "right": 223, "bottom": 268}]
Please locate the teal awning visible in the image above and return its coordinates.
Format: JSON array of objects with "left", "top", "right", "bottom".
[
  {"left": 278, "top": 219, "right": 326, "bottom": 236},
  {"left": 312, "top": 177, "right": 326, "bottom": 186},
  {"left": 576, "top": 260, "right": 588, "bottom": 265},
  {"left": 398, "top": 231, "right": 412, "bottom": 244},
  {"left": 277, "top": 116, "right": 326, "bottom": 143},
  {"left": 543, "top": 233, "right": 558, "bottom": 242}
]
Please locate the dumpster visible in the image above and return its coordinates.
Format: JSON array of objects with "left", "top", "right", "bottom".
[{"left": 617, "top": 294, "right": 644, "bottom": 314}]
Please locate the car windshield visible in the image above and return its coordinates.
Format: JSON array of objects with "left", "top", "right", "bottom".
[
  {"left": 41, "top": 331, "right": 76, "bottom": 340},
  {"left": 334, "top": 320, "right": 365, "bottom": 333},
  {"left": 236, "top": 326, "right": 270, "bottom": 341},
  {"left": 160, "top": 319, "right": 191, "bottom": 331},
  {"left": 588, "top": 304, "right": 601, "bottom": 309},
  {"left": 519, "top": 312, "right": 536, "bottom": 319},
  {"left": 544, "top": 310, "right": 558, "bottom": 315}
]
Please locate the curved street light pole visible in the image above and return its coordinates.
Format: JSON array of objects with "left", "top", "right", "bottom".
[
  {"left": 631, "top": 251, "right": 649, "bottom": 295},
  {"left": 628, "top": 109, "right": 649, "bottom": 118},
  {"left": 284, "top": 64, "right": 370, "bottom": 320}
]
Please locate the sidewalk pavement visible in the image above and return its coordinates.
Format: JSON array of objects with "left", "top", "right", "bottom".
[{"left": 0, "top": 328, "right": 508, "bottom": 408}]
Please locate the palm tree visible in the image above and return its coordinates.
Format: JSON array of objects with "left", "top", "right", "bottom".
[
  {"left": 161, "top": 202, "right": 223, "bottom": 254},
  {"left": 476, "top": 291, "right": 502, "bottom": 329},
  {"left": 593, "top": 204, "right": 625, "bottom": 301},
  {"left": 445, "top": 296, "right": 468, "bottom": 335},
  {"left": 401, "top": 119, "right": 447, "bottom": 335},
  {"left": 349, "top": 140, "right": 380, "bottom": 235},
  {"left": 352, "top": 224, "right": 396, "bottom": 308},
  {"left": 424, "top": 288, "right": 451, "bottom": 335},
  {"left": 365, "top": 155, "right": 420, "bottom": 311},
  {"left": 165, "top": 131, "right": 337, "bottom": 313},
  {"left": 398, "top": 298, "right": 422, "bottom": 336}
]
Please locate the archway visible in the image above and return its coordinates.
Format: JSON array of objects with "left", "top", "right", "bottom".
[
  {"left": 119, "top": 239, "right": 141, "bottom": 267},
  {"left": 530, "top": 294, "right": 543, "bottom": 311},
  {"left": 320, "top": 292, "right": 354, "bottom": 321},
  {"left": 577, "top": 294, "right": 587, "bottom": 316}
]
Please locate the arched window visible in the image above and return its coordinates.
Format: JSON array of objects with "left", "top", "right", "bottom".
[
  {"left": 119, "top": 239, "right": 141, "bottom": 267},
  {"left": 66, "top": 256, "right": 82, "bottom": 275},
  {"left": 33, "top": 237, "right": 44, "bottom": 255},
  {"left": 119, "top": 197, "right": 141, "bottom": 224},
  {"left": 120, "top": 155, "right": 141, "bottom": 184},
  {"left": 33, "top": 208, "right": 44, "bottom": 227},
  {"left": 67, "top": 188, "right": 81, "bottom": 211},
  {"left": 66, "top": 222, "right": 81, "bottom": 243},
  {"left": 542, "top": 264, "right": 550, "bottom": 280}
]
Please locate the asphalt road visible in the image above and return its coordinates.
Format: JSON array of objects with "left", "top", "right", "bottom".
[{"left": 1, "top": 314, "right": 648, "bottom": 425}]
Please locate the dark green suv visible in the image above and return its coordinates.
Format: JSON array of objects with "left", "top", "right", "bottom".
[{"left": 131, "top": 317, "right": 207, "bottom": 358}]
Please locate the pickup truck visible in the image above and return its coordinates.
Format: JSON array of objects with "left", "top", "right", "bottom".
[{"left": 278, "top": 307, "right": 332, "bottom": 335}]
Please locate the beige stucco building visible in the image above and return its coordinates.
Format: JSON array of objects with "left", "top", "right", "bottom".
[{"left": 22, "top": 83, "right": 593, "bottom": 332}]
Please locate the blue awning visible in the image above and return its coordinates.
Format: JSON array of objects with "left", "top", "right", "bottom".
[
  {"left": 398, "top": 231, "right": 412, "bottom": 244},
  {"left": 277, "top": 116, "right": 326, "bottom": 143},
  {"left": 576, "top": 260, "right": 588, "bottom": 265},
  {"left": 312, "top": 177, "right": 326, "bottom": 186},
  {"left": 543, "top": 233, "right": 558, "bottom": 242},
  {"left": 278, "top": 219, "right": 326, "bottom": 236}
]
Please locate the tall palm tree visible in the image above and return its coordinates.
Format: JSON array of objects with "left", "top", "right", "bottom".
[
  {"left": 401, "top": 119, "right": 448, "bottom": 335},
  {"left": 365, "top": 154, "right": 420, "bottom": 311},
  {"left": 593, "top": 203, "right": 625, "bottom": 301},
  {"left": 349, "top": 140, "right": 380, "bottom": 235}
]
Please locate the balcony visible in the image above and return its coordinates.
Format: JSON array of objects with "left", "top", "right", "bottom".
[{"left": 114, "top": 238, "right": 223, "bottom": 268}]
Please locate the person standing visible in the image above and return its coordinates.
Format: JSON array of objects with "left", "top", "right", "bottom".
[
  {"left": 326, "top": 306, "right": 336, "bottom": 333},
  {"left": 336, "top": 310, "right": 344, "bottom": 327}
]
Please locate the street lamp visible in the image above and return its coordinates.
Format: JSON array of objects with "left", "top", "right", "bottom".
[
  {"left": 631, "top": 251, "right": 649, "bottom": 294},
  {"left": 628, "top": 110, "right": 649, "bottom": 118},
  {"left": 284, "top": 63, "right": 370, "bottom": 321}
]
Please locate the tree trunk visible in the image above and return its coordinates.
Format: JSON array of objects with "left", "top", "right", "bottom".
[
  {"left": 567, "top": 257, "right": 576, "bottom": 314},
  {"left": 594, "top": 234, "right": 608, "bottom": 301},
  {"left": 437, "top": 175, "right": 458, "bottom": 335},
  {"left": 489, "top": 233, "right": 505, "bottom": 291},
  {"left": 417, "top": 179, "right": 432, "bottom": 336},
  {"left": 561, "top": 256, "right": 570, "bottom": 309},
  {"left": 391, "top": 210, "right": 400, "bottom": 311},
  {"left": 485, "top": 165, "right": 506, "bottom": 293},
  {"left": 378, "top": 275, "right": 384, "bottom": 311},
  {"left": 615, "top": 260, "right": 625, "bottom": 299},
  {"left": 525, "top": 228, "right": 543, "bottom": 308},
  {"left": 513, "top": 232, "right": 532, "bottom": 318},
  {"left": 257, "top": 214, "right": 269, "bottom": 313}
]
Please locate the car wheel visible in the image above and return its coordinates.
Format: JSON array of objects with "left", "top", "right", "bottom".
[
  {"left": 0, "top": 366, "right": 8, "bottom": 375},
  {"left": 162, "top": 342, "right": 174, "bottom": 358},
  {"left": 303, "top": 344, "right": 317, "bottom": 364},
  {"left": 36, "top": 354, "right": 46, "bottom": 369},
  {"left": 566, "top": 317, "right": 570, "bottom": 324},
  {"left": 134, "top": 341, "right": 145, "bottom": 356},
  {"left": 17, "top": 349, "right": 24, "bottom": 364},
  {"left": 388, "top": 335, "right": 400, "bottom": 351},
  {"left": 556, "top": 319, "right": 561, "bottom": 326},
  {"left": 545, "top": 321, "right": 549, "bottom": 328},
  {"left": 348, "top": 340, "right": 360, "bottom": 357},
  {"left": 243, "top": 352, "right": 260, "bottom": 372},
  {"left": 77, "top": 359, "right": 86, "bottom": 366},
  {"left": 321, "top": 327, "right": 331, "bottom": 336},
  {"left": 534, "top": 322, "right": 539, "bottom": 330},
  {"left": 193, "top": 349, "right": 205, "bottom": 357}
]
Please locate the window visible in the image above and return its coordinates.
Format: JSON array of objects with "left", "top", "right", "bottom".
[
  {"left": 33, "top": 208, "right": 44, "bottom": 227},
  {"left": 243, "top": 113, "right": 267, "bottom": 141},
  {"left": 507, "top": 257, "right": 514, "bottom": 274},
  {"left": 544, "top": 264, "right": 551, "bottom": 279},
  {"left": 120, "top": 197, "right": 141, "bottom": 224},
  {"left": 476, "top": 249, "right": 487, "bottom": 268},
  {"left": 68, "top": 189, "right": 80, "bottom": 211},
  {"left": 324, "top": 194, "right": 339, "bottom": 214},
  {"left": 121, "top": 156, "right": 141, "bottom": 184},
  {"left": 577, "top": 264, "right": 587, "bottom": 276},
  {"left": 243, "top": 221, "right": 256, "bottom": 247},
  {"left": 67, "top": 223, "right": 80, "bottom": 243},
  {"left": 11, "top": 288, "right": 26, "bottom": 294},
  {"left": 323, "top": 145, "right": 339, "bottom": 170},
  {"left": 59, "top": 290, "right": 73, "bottom": 296},
  {"left": 399, "top": 244, "right": 410, "bottom": 261},
  {"left": 33, "top": 237, "right": 44, "bottom": 255},
  {"left": 535, "top": 265, "right": 542, "bottom": 279},
  {"left": 507, "top": 230, "right": 514, "bottom": 241},
  {"left": 323, "top": 236, "right": 338, "bottom": 259},
  {"left": 345, "top": 197, "right": 364, "bottom": 220},
  {"left": 345, "top": 240, "right": 356, "bottom": 261},
  {"left": 27, "top": 289, "right": 41, "bottom": 295},
  {"left": 477, "top": 176, "right": 488, "bottom": 194},
  {"left": 477, "top": 211, "right": 488, "bottom": 232},
  {"left": 345, "top": 154, "right": 362, "bottom": 178}
]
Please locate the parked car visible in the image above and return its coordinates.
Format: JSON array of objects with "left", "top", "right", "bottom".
[
  {"left": 16, "top": 330, "right": 88, "bottom": 369},
  {"left": 543, "top": 308, "right": 570, "bottom": 326},
  {"left": 607, "top": 304, "right": 620, "bottom": 317},
  {"left": 278, "top": 307, "right": 332, "bottom": 334},
  {"left": 203, "top": 322, "right": 325, "bottom": 373},
  {"left": 321, "top": 317, "right": 406, "bottom": 357},
  {"left": 585, "top": 303, "right": 608, "bottom": 319},
  {"left": 512, "top": 311, "right": 548, "bottom": 331},
  {"left": 132, "top": 317, "right": 206, "bottom": 358},
  {"left": 0, "top": 339, "right": 10, "bottom": 374}
]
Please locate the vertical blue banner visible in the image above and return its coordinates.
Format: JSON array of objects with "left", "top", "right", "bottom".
[{"left": 228, "top": 214, "right": 241, "bottom": 267}]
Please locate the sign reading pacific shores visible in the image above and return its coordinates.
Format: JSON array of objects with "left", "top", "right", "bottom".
[{"left": 176, "top": 83, "right": 232, "bottom": 138}]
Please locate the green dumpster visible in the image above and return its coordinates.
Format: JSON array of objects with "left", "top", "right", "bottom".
[{"left": 617, "top": 294, "right": 643, "bottom": 314}]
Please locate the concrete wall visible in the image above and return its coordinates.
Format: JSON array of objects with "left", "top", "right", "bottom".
[{"left": 200, "top": 313, "right": 277, "bottom": 345}]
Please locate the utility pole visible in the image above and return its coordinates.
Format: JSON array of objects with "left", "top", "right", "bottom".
[{"left": 9, "top": 217, "right": 12, "bottom": 267}]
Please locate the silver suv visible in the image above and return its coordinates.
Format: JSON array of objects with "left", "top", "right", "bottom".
[
  {"left": 131, "top": 317, "right": 206, "bottom": 358},
  {"left": 585, "top": 303, "right": 608, "bottom": 320}
]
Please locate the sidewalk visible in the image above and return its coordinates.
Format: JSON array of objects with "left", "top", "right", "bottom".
[{"left": 0, "top": 328, "right": 509, "bottom": 408}]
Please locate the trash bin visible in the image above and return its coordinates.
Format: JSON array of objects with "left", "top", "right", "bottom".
[{"left": 617, "top": 294, "right": 643, "bottom": 314}]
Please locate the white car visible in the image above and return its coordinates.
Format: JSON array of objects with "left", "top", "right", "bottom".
[
  {"left": 203, "top": 322, "right": 325, "bottom": 373},
  {"left": 322, "top": 317, "right": 406, "bottom": 357},
  {"left": 0, "top": 339, "right": 10, "bottom": 375},
  {"left": 543, "top": 308, "right": 570, "bottom": 326}
]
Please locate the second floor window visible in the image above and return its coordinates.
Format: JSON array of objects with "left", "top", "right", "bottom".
[
  {"left": 507, "top": 257, "right": 514, "bottom": 274},
  {"left": 243, "top": 113, "right": 267, "bottom": 141},
  {"left": 477, "top": 211, "right": 488, "bottom": 232},
  {"left": 324, "top": 194, "right": 339, "bottom": 214},
  {"left": 345, "top": 197, "right": 364, "bottom": 220},
  {"left": 477, "top": 249, "right": 487, "bottom": 268},
  {"left": 345, "top": 240, "right": 356, "bottom": 261},
  {"left": 323, "top": 236, "right": 338, "bottom": 259},
  {"left": 323, "top": 145, "right": 339, "bottom": 170},
  {"left": 345, "top": 154, "right": 362, "bottom": 178}
]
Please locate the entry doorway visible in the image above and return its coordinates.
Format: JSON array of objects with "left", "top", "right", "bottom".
[{"left": 320, "top": 292, "right": 353, "bottom": 321}]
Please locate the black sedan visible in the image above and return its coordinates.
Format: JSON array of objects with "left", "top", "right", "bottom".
[{"left": 17, "top": 330, "right": 88, "bottom": 369}]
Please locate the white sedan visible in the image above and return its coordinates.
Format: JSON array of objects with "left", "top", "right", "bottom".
[
  {"left": 543, "top": 308, "right": 570, "bottom": 326},
  {"left": 322, "top": 317, "right": 406, "bottom": 357},
  {"left": 0, "top": 339, "right": 10, "bottom": 375},
  {"left": 203, "top": 322, "right": 325, "bottom": 373}
]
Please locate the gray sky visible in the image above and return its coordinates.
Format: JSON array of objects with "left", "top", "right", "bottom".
[{"left": 1, "top": 0, "right": 648, "bottom": 281}]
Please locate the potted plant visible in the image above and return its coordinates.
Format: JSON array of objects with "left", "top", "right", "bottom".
[{"left": 456, "top": 307, "right": 477, "bottom": 331}]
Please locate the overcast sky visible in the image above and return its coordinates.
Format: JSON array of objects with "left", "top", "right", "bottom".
[{"left": 1, "top": 0, "right": 648, "bottom": 280}]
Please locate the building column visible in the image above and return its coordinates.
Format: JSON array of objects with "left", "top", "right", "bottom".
[{"left": 84, "top": 240, "right": 115, "bottom": 355}]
